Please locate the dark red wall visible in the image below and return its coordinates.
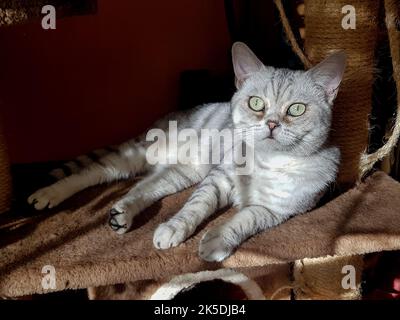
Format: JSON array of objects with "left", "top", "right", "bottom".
[{"left": 0, "top": 0, "right": 231, "bottom": 163}]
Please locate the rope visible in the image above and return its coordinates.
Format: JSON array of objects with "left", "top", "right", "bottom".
[
  {"left": 273, "top": 0, "right": 312, "bottom": 69},
  {"left": 274, "top": 0, "right": 400, "bottom": 180},
  {"left": 270, "top": 285, "right": 295, "bottom": 300},
  {"left": 359, "top": 0, "right": 400, "bottom": 178}
]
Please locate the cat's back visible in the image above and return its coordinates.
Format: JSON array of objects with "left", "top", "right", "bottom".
[{"left": 181, "top": 102, "right": 232, "bottom": 131}]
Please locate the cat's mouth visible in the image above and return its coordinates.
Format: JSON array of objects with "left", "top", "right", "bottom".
[
  {"left": 261, "top": 137, "right": 276, "bottom": 144},
  {"left": 261, "top": 134, "right": 275, "bottom": 140}
]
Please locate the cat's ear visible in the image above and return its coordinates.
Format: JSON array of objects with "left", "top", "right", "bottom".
[
  {"left": 232, "top": 42, "right": 264, "bottom": 89},
  {"left": 308, "top": 51, "right": 347, "bottom": 103}
]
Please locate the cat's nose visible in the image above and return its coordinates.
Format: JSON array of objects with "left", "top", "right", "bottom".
[{"left": 267, "top": 120, "right": 280, "bottom": 131}]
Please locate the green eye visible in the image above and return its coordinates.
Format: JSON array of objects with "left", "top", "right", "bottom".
[
  {"left": 287, "top": 103, "right": 306, "bottom": 117},
  {"left": 248, "top": 96, "right": 265, "bottom": 112}
]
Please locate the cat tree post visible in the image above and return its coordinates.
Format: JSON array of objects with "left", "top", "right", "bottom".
[
  {"left": 0, "top": 0, "right": 97, "bottom": 26},
  {"left": 0, "top": 1, "right": 98, "bottom": 215},
  {"left": 0, "top": 123, "right": 11, "bottom": 214},
  {"left": 304, "top": 0, "right": 380, "bottom": 188}
]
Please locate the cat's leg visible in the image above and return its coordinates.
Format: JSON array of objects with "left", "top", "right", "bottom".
[
  {"left": 27, "top": 141, "right": 148, "bottom": 210},
  {"left": 153, "top": 166, "right": 234, "bottom": 249},
  {"left": 109, "top": 165, "right": 208, "bottom": 234},
  {"left": 199, "top": 205, "right": 286, "bottom": 262}
]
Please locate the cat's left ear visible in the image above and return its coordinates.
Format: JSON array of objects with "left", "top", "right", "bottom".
[{"left": 308, "top": 51, "right": 347, "bottom": 103}]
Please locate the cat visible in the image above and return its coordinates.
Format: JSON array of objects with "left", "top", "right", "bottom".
[{"left": 28, "top": 42, "right": 345, "bottom": 262}]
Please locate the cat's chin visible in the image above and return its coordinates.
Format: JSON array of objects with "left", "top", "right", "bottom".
[{"left": 254, "top": 138, "right": 283, "bottom": 151}]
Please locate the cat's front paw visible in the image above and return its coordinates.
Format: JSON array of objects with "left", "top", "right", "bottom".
[
  {"left": 108, "top": 199, "right": 144, "bottom": 234},
  {"left": 108, "top": 207, "right": 133, "bottom": 235},
  {"left": 153, "top": 222, "right": 190, "bottom": 249},
  {"left": 199, "top": 227, "right": 235, "bottom": 262},
  {"left": 27, "top": 186, "right": 65, "bottom": 210}
]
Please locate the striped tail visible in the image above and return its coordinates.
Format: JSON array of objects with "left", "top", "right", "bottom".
[{"left": 49, "top": 146, "right": 119, "bottom": 180}]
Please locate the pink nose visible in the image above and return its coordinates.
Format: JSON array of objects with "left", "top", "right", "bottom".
[{"left": 267, "top": 121, "right": 279, "bottom": 131}]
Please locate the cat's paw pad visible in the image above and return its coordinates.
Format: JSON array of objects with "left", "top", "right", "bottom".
[
  {"left": 153, "top": 223, "right": 189, "bottom": 249},
  {"left": 108, "top": 208, "right": 132, "bottom": 234},
  {"left": 109, "top": 200, "right": 142, "bottom": 234},
  {"left": 27, "top": 186, "right": 64, "bottom": 210},
  {"left": 199, "top": 228, "right": 234, "bottom": 262}
]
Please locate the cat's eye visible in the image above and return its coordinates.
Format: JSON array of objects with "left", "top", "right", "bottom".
[
  {"left": 248, "top": 96, "right": 265, "bottom": 112},
  {"left": 287, "top": 103, "right": 306, "bottom": 117}
]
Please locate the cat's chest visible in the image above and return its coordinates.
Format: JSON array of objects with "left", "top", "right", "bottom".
[
  {"left": 254, "top": 153, "right": 307, "bottom": 180},
  {"left": 235, "top": 154, "right": 313, "bottom": 211}
]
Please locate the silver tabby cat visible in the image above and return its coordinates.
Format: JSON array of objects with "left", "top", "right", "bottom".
[{"left": 28, "top": 42, "right": 345, "bottom": 262}]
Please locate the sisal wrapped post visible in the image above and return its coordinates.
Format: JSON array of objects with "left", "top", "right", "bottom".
[
  {"left": 304, "top": 0, "right": 380, "bottom": 188},
  {"left": 0, "top": 0, "right": 51, "bottom": 26},
  {"left": 0, "top": 123, "right": 11, "bottom": 214},
  {"left": 293, "top": 255, "right": 364, "bottom": 300},
  {"left": 0, "top": 0, "right": 97, "bottom": 27}
]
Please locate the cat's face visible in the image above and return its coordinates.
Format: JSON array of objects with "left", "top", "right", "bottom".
[{"left": 230, "top": 42, "right": 346, "bottom": 156}]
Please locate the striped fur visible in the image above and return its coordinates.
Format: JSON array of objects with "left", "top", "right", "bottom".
[
  {"left": 28, "top": 43, "right": 345, "bottom": 262},
  {"left": 49, "top": 147, "right": 116, "bottom": 180}
]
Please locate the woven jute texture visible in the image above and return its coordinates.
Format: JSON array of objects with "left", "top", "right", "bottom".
[
  {"left": 0, "top": 0, "right": 44, "bottom": 26},
  {"left": 0, "top": 124, "right": 11, "bottom": 214},
  {"left": 293, "top": 255, "right": 363, "bottom": 300},
  {"left": 0, "top": 0, "right": 96, "bottom": 26},
  {"left": 304, "top": 0, "right": 379, "bottom": 187}
]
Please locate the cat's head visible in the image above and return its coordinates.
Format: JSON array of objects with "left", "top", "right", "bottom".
[{"left": 231, "top": 42, "right": 346, "bottom": 155}]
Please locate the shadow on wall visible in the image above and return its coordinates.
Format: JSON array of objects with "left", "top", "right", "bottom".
[{"left": 0, "top": 0, "right": 231, "bottom": 163}]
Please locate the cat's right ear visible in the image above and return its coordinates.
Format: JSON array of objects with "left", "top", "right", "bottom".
[{"left": 232, "top": 42, "right": 264, "bottom": 89}]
